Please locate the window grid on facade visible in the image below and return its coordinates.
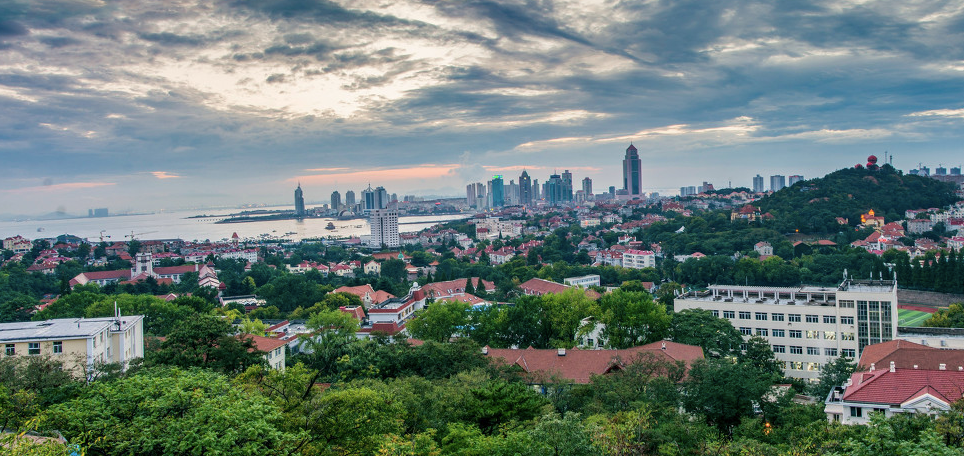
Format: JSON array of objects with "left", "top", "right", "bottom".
[
  {"left": 739, "top": 311, "right": 751, "bottom": 319},
  {"left": 773, "top": 345, "right": 786, "bottom": 353},
  {"left": 789, "top": 314, "right": 801, "bottom": 322},
  {"left": 825, "top": 348, "right": 838, "bottom": 356},
  {"left": 806, "top": 314, "right": 819, "bottom": 323},
  {"left": 790, "top": 330, "right": 802, "bottom": 338},
  {"left": 711, "top": 310, "right": 719, "bottom": 318},
  {"left": 807, "top": 330, "right": 821, "bottom": 339},
  {"left": 4, "top": 344, "right": 13, "bottom": 356},
  {"left": 823, "top": 315, "right": 837, "bottom": 324},
  {"left": 755, "top": 312, "right": 767, "bottom": 321},
  {"left": 807, "top": 347, "right": 820, "bottom": 355},
  {"left": 841, "top": 316, "right": 855, "bottom": 325},
  {"left": 790, "top": 346, "right": 803, "bottom": 354},
  {"left": 772, "top": 313, "right": 785, "bottom": 321},
  {"left": 740, "top": 327, "right": 752, "bottom": 335},
  {"left": 28, "top": 342, "right": 40, "bottom": 355},
  {"left": 772, "top": 329, "right": 785, "bottom": 337},
  {"left": 756, "top": 328, "right": 768, "bottom": 336},
  {"left": 53, "top": 341, "right": 62, "bottom": 354},
  {"left": 723, "top": 310, "right": 735, "bottom": 319},
  {"left": 842, "top": 349, "right": 856, "bottom": 357}
]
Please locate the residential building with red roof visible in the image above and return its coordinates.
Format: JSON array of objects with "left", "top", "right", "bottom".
[
  {"left": 519, "top": 278, "right": 601, "bottom": 300},
  {"left": 244, "top": 334, "right": 288, "bottom": 371},
  {"left": 332, "top": 284, "right": 395, "bottom": 308},
  {"left": 483, "top": 340, "right": 703, "bottom": 385}
]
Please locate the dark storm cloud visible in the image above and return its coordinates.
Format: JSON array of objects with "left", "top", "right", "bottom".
[{"left": 138, "top": 32, "right": 208, "bottom": 47}]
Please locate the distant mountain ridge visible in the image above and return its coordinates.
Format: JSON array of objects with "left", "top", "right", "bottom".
[{"left": 754, "top": 165, "right": 960, "bottom": 234}]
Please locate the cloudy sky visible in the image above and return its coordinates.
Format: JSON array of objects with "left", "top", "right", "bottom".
[{"left": 2, "top": 0, "right": 964, "bottom": 216}]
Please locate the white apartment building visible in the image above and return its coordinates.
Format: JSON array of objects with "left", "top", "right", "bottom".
[
  {"left": 622, "top": 250, "right": 656, "bottom": 269},
  {"left": 674, "top": 277, "right": 898, "bottom": 381},
  {"left": 369, "top": 208, "right": 399, "bottom": 248},
  {"left": 564, "top": 274, "right": 601, "bottom": 288},
  {"left": 0, "top": 315, "right": 145, "bottom": 374}
]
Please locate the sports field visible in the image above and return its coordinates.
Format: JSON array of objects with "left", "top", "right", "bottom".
[{"left": 897, "top": 308, "right": 933, "bottom": 327}]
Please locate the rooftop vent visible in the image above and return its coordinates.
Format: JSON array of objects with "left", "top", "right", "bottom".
[{"left": 557, "top": 348, "right": 566, "bottom": 356}]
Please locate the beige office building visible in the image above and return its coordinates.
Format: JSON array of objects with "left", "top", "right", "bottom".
[
  {"left": 674, "top": 277, "right": 897, "bottom": 381},
  {"left": 0, "top": 315, "right": 145, "bottom": 374}
]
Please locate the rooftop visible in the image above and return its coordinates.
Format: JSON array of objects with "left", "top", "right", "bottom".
[{"left": 0, "top": 316, "right": 143, "bottom": 342}]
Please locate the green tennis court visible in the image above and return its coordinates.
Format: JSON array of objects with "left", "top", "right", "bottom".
[{"left": 898, "top": 309, "right": 932, "bottom": 327}]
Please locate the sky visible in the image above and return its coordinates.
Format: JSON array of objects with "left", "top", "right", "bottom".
[{"left": 2, "top": 0, "right": 964, "bottom": 217}]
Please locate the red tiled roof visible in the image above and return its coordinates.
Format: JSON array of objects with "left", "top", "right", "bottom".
[
  {"left": 858, "top": 339, "right": 964, "bottom": 371},
  {"left": 421, "top": 278, "right": 496, "bottom": 297},
  {"left": 485, "top": 340, "right": 704, "bottom": 384},
  {"left": 843, "top": 368, "right": 964, "bottom": 406},
  {"left": 244, "top": 334, "right": 288, "bottom": 352},
  {"left": 519, "top": 278, "right": 569, "bottom": 296}
]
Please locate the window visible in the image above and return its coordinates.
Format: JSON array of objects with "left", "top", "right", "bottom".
[
  {"left": 790, "top": 346, "right": 803, "bottom": 354},
  {"left": 711, "top": 310, "right": 719, "bottom": 318},
  {"left": 842, "top": 349, "right": 856, "bottom": 357},
  {"left": 739, "top": 343, "right": 747, "bottom": 351},
  {"left": 755, "top": 312, "right": 767, "bottom": 321},
  {"left": 825, "top": 348, "right": 838, "bottom": 356},
  {"left": 807, "top": 330, "right": 821, "bottom": 339},
  {"left": 28, "top": 343, "right": 40, "bottom": 356},
  {"left": 789, "top": 330, "right": 802, "bottom": 338},
  {"left": 772, "top": 329, "right": 785, "bottom": 337},
  {"left": 841, "top": 316, "right": 854, "bottom": 325},
  {"left": 789, "top": 314, "right": 802, "bottom": 322},
  {"left": 806, "top": 314, "right": 819, "bottom": 323},
  {"left": 740, "top": 327, "right": 752, "bottom": 336},
  {"left": 53, "top": 341, "right": 62, "bottom": 354},
  {"left": 807, "top": 362, "right": 820, "bottom": 371},
  {"left": 791, "top": 361, "right": 804, "bottom": 370},
  {"left": 840, "top": 300, "right": 855, "bottom": 308},
  {"left": 850, "top": 407, "right": 863, "bottom": 418},
  {"left": 739, "top": 311, "right": 751, "bottom": 319},
  {"left": 723, "top": 310, "right": 735, "bottom": 319},
  {"left": 756, "top": 328, "right": 769, "bottom": 336},
  {"left": 807, "top": 347, "right": 820, "bottom": 355},
  {"left": 773, "top": 345, "right": 786, "bottom": 353},
  {"left": 824, "top": 315, "right": 837, "bottom": 324},
  {"left": 4, "top": 344, "right": 13, "bottom": 356},
  {"left": 841, "top": 332, "right": 855, "bottom": 341},
  {"left": 772, "top": 313, "right": 785, "bottom": 321},
  {"left": 824, "top": 331, "right": 837, "bottom": 340}
]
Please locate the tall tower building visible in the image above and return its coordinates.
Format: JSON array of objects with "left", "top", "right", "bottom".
[
  {"left": 770, "top": 175, "right": 786, "bottom": 192},
  {"left": 622, "top": 144, "right": 643, "bottom": 197},
  {"left": 345, "top": 190, "right": 356, "bottom": 210},
  {"left": 369, "top": 208, "right": 399, "bottom": 248},
  {"left": 519, "top": 170, "right": 532, "bottom": 206},
  {"left": 294, "top": 183, "right": 306, "bottom": 217},
  {"left": 532, "top": 179, "right": 540, "bottom": 201},
  {"left": 375, "top": 186, "right": 389, "bottom": 209},
  {"left": 331, "top": 191, "right": 341, "bottom": 210},
  {"left": 582, "top": 177, "right": 592, "bottom": 197},
  {"left": 788, "top": 175, "right": 804, "bottom": 186},
  {"left": 490, "top": 175, "right": 505, "bottom": 207},
  {"left": 561, "top": 170, "right": 574, "bottom": 202},
  {"left": 752, "top": 175, "right": 764, "bottom": 193},
  {"left": 362, "top": 185, "right": 375, "bottom": 213},
  {"left": 546, "top": 173, "right": 564, "bottom": 205}
]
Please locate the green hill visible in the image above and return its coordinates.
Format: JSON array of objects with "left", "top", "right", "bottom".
[{"left": 754, "top": 165, "right": 960, "bottom": 234}]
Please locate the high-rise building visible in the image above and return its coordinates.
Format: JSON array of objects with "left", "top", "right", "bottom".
[
  {"left": 770, "top": 175, "right": 786, "bottom": 192},
  {"left": 362, "top": 185, "right": 375, "bottom": 212},
  {"left": 561, "top": 170, "right": 574, "bottom": 202},
  {"left": 369, "top": 208, "right": 399, "bottom": 248},
  {"left": 752, "top": 175, "right": 764, "bottom": 193},
  {"left": 519, "top": 171, "right": 532, "bottom": 206},
  {"left": 622, "top": 144, "right": 643, "bottom": 197},
  {"left": 532, "top": 179, "right": 539, "bottom": 201},
  {"left": 546, "top": 173, "right": 565, "bottom": 205},
  {"left": 376, "top": 187, "right": 389, "bottom": 209},
  {"left": 582, "top": 177, "right": 592, "bottom": 197},
  {"left": 698, "top": 182, "right": 714, "bottom": 193},
  {"left": 490, "top": 175, "right": 505, "bottom": 207},
  {"left": 345, "top": 190, "right": 356, "bottom": 207},
  {"left": 680, "top": 186, "right": 697, "bottom": 197},
  {"left": 331, "top": 191, "right": 341, "bottom": 211},
  {"left": 788, "top": 175, "right": 804, "bottom": 186},
  {"left": 507, "top": 180, "right": 519, "bottom": 205},
  {"left": 609, "top": 186, "right": 616, "bottom": 195},
  {"left": 294, "top": 184, "right": 305, "bottom": 217},
  {"left": 467, "top": 182, "right": 486, "bottom": 209}
]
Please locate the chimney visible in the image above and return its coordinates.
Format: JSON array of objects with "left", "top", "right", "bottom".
[
  {"left": 870, "top": 363, "right": 875, "bottom": 372},
  {"left": 914, "top": 365, "right": 918, "bottom": 369},
  {"left": 940, "top": 364, "right": 947, "bottom": 371},
  {"left": 661, "top": 341, "right": 666, "bottom": 350},
  {"left": 889, "top": 361, "right": 895, "bottom": 373},
  {"left": 481, "top": 346, "right": 488, "bottom": 355},
  {"left": 558, "top": 348, "right": 566, "bottom": 356}
]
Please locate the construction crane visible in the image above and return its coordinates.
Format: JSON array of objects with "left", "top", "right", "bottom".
[
  {"left": 96, "top": 230, "right": 111, "bottom": 243},
  {"left": 125, "top": 230, "right": 157, "bottom": 241}
]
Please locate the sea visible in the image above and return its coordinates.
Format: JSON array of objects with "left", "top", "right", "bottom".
[{"left": 0, "top": 206, "right": 470, "bottom": 244}]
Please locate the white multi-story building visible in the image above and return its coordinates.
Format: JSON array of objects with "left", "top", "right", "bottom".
[
  {"left": 622, "top": 250, "right": 656, "bottom": 269},
  {"left": 369, "top": 208, "right": 399, "bottom": 248},
  {"left": 0, "top": 315, "right": 145, "bottom": 374},
  {"left": 674, "top": 276, "right": 898, "bottom": 381},
  {"left": 564, "top": 275, "right": 601, "bottom": 288}
]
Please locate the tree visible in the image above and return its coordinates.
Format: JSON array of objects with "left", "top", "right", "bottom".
[
  {"left": 598, "top": 289, "right": 671, "bottom": 349},
  {"left": 740, "top": 335, "right": 783, "bottom": 382},
  {"left": 407, "top": 300, "right": 472, "bottom": 343},
  {"left": 683, "top": 358, "right": 773, "bottom": 434},
  {"left": 47, "top": 368, "right": 293, "bottom": 455},
  {"left": 669, "top": 309, "right": 743, "bottom": 358},
  {"left": 382, "top": 259, "right": 407, "bottom": 282},
  {"left": 147, "top": 316, "right": 265, "bottom": 375},
  {"left": 810, "top": 356, "right": 858, "bottom": 401}
]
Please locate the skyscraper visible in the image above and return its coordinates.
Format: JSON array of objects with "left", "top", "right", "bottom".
[
  {"left": 369, "top": 208, "right": 399, "bottom": 248},
  {"left": 362, "top": 185, "right": 375, "bottom": 213},
  {"left": 294, "top": 184, "right": 305, "bottom": 217},
  {"left": 546, "top": 173, "right": 564, "bottom": 205},
  {"left": 376, "top": 187, "right": 389, "bottom": 209},
  {"left": 519, "top": 170, "right": 532, "bottom": 206},
  {"left": 561, "top": 170, "right": 573, "bottom": 202},
  {"left": 345, "top": 190, "right": 356, "bottom": 208},
  {"left": 331, "top": 191, "right": 341, "bottom": 210},
  {"left": 770, "top": 175, "right": 786, "bottom": 192},
  {"left": 752, "top": 175, "right": 764, "bottom": 193},
  {"left": 582, "top": 177, "right": 592, "bottom": 197},
  {"left": 788, "top": 175, "right": 804, "bottom": 186},
  {"left": 490, "top": 175, "right": 505, "bottom": 207},
  {"left": 622, "top": 144, "right": 643, "bottom": 197},
  {"left": 532, "top": 179, "right": 539, "bottom": 201}
]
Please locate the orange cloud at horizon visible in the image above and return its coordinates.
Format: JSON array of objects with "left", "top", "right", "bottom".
[{"left": 289, "top": 165, "right": 459, "bottom": 185}]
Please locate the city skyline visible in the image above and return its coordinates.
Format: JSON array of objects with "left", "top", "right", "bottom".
[{"left": 4, "top": 1, "right": 964, "bottom": 216}]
